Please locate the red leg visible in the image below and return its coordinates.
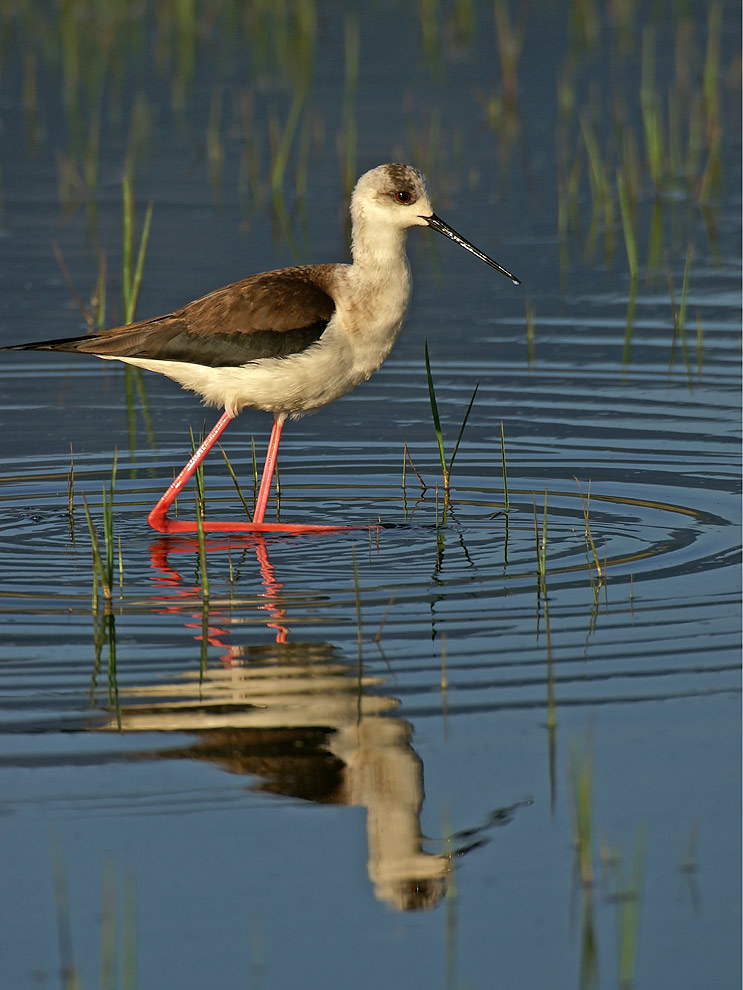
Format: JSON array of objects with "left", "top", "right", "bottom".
[
  {"left": 148, "top": 411, "right": 234, "bottom": 532},
  {"left": 252, "top": 417, "right": 283, "bottom": 524},
  {"left": 148, "top": 412, "right": 364, "bottom": 535}
]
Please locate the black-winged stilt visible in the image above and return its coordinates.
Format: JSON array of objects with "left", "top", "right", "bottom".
[{"left": 5, "top": 164, "right": 519, "bottom": 534}]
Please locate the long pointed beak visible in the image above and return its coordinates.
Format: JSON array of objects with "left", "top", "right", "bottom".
[{"left": 424, "top": 213, "right": 520, "bottom": 285}]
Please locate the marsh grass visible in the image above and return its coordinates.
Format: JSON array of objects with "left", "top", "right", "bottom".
[
  {"left": 52, "top": 848, "right": 136, "bottom": 990},
  {"left": 499, "top": 422, "right": 510, "bottom": 514},
  {"left": 617, "top": 168, "right": 638, "bottom": 281},
  {"left": 220, "top": 445, "right": 254, "bottom": 519},
  {"left": 339, "top": 10, "right": 360, "bottom": 196},
  {"left": 493, "top": 0, "right": 525, "bottom": 109},
  {"left": 402, "top": 443, "right": 427, "bottom": 497},
  {"left": 533, "top": 491, "right": 548, "bottom": 596},
  {"left": 571, "top": 738, "right": 594, "bottom": 887},
  {"left": 424, "top": 341, "right": 479, "bottom": 501},
  {"left": 82, "top": 450, "right": 118, "bottom": 606},
  {"left": 667, "top": 242, "right": 696, "bottom": 377},
  {"left": 189, "top": 427, "right": 206, "bottom": 521},
  {"left": 557, "top": 4, "right": 730, "bottom": 300},
  {"left": 612, "top": 830, "right": 646, "bottom": 990},
  {"left": 195, "top": 490, "right": 209, "bottom": 603},
  {"left": 67, "top": 443, "right": 75, "bottom": 521},
  {"left": 121, "top": 174, "right": 153, "bottom": 325},
  {"left": 576, "top": 479, "right": 604, "bottom": 585}
]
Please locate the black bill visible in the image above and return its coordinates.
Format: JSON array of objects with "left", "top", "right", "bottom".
[{"left": 425, "top": 213, "right": 520, "bottom": 285}]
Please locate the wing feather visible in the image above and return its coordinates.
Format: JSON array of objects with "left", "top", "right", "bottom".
[{"left": 5, "top": 266, "right": 338, "bottom": 368}]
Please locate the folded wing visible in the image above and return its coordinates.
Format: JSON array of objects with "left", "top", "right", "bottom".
[{"left": 5, "top": 267, "right": 337, "bottom": 368}]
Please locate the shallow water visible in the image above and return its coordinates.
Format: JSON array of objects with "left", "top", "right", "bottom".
[{"left": 1, "top": 2, "right": 741, "bottom": 988}]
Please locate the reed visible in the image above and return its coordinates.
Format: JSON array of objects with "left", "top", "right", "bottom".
[
  {"left": 493, "top": 0, "right": 524, "bottom": 108},
  {"left": 571, "top": 739, "right": 594, "bottom": 887},
  {"left": 220, "top": 445, "right": 253, "bottom": 519},
  {"left": 640, "top": 27, "right": 665, "bottom": 191},
  {"left": 82, "top": 450, "right": 118, "bottom": 604},
  {"left": 339, "top": 10, "right": 360, "bottom": 197},
  {"left": 67, "top": 443, "right": 75, "bottom": 519},
  {"left": 534, "top": 491, "right": 548, "bottom": 595},
  {"left": 121, "top": 174, "right": 154, "bottom": 326},
  {"left": 195, "top": 490, "right": 210, "bottom": 603},
  {"left": 667, "top": 243, "right": 695, "bottom": 375},
  {"left": 577, "top": 479, "right": 603, "bottom": 583},
  {"left": 424, "top": 341, "right": 479, "bottom": 498},
  {"left": 616, "top": 168, "right": 638, "bottom": 281},
  {"left": 189, "top": 427, "right": 206, "bottom": 521},
  {"left": 499, "top": 421, "right": 510, "bottom": 514},
  {"left": 402, "top": 443, "right": 427, "bottom": 495},
  {"left": 615, "top": 830, "right": 646, "bottom": 990}
]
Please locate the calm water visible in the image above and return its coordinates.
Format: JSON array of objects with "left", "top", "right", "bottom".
[{"left": 1, "top": 2, "right": 740, "bottom": 988}]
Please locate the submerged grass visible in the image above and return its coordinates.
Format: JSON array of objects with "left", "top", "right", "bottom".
[
  {"left": 614, "top": 830, "right": 647, "bottom": 990},
  {"left": 571, "top": 738, "right": 594, "bottom": 887},
  {"left": 53, "top": 848, "right": 137, "bottom": 990}
]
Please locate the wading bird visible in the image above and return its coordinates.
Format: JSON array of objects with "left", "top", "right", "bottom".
[{"left": 5, "top": 164, "right": 519, "bottom": 534}]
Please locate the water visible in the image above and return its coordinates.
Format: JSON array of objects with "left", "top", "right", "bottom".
[{"left": 0, "top": 2, "right": 740, "bottom": 988}]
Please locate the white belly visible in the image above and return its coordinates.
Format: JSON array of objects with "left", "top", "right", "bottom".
[{"left": 104, "top": 316, "right": 404, "bottom": 419}]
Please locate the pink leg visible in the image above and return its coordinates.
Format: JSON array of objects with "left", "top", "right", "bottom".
[
  {"left": 147, "top": 411, "right": 370, "bottom": 535},
  {"left": 252, "top": 417, "right": 284, "bottom": 524},
  {"left": 148, "top": 411, "right": 234, "bottom": 532}
]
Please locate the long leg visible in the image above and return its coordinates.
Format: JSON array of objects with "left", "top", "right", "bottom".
[
  {"left": 148, "top": 411, "right": 234, "bottom": 532},
  {"left": 252, "top": 416, "right": 284, "bottom": 524},
  {"left": 147, "top": 411, "right": 364, "bottom": 535}
]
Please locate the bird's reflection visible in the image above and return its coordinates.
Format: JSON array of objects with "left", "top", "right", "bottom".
[{"left": 105, "top": 535, "right": 449, "bottom": 911}]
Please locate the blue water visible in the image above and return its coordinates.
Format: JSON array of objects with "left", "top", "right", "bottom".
[{"left": 0, "top": 2, "right": 740, "bottom": 988}]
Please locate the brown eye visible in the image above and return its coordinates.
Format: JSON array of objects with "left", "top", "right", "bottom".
[{"left": 395, "top": 190, "right": 412, "bottom": 203}]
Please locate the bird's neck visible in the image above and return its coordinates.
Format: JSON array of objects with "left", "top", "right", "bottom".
[{"left": 350, "top": 212, "right": 409, "bottom": 280}]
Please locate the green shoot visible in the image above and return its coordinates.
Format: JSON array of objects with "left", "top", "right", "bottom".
[
  {"left": 195, "top": 490, "right": 209, "bottom": 603},
  {"left": 500, "top": 422, "right": 510, "bottom": 513},
  {"left": 576, "top": 478, "right": 603, "bottom": 583},
  {"left": 615, "top": 830, "right": 646, "bottom": 990},
  {"left": 424, "top": 340, "right": 447, "bottom": 481},
  {"left": 189, "top": 427, "right": 205, "bottom": 521},
  {"left": 617, "top": 169, "right": 638, "bottom": 281},
  {"left": 424, "top": 340, "right": 479, "bottom": 497},
  {"left": 67, "top": 443, "right": 75, "bottom": 518},
  {"left": 220, "top": 445, "right": 253, "bottom": 519},
  {"left": 571, "top": 739, "right": 594, "bottom": 887},
  {"left": 121, "top": 174, "right": 154, "bottom": 326}
]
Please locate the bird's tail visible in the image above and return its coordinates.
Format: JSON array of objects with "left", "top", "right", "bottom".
[{"left": 1, "top": 314, "right": 174, "bottom": 357}]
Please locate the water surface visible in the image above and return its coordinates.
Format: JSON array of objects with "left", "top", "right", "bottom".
[{"left": 0, "top": 2, "right": 740, "bottom": 988}]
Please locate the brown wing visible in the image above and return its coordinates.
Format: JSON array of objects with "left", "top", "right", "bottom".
[{"left": 5, "top": 266, "right": 338, "bottom": 368}]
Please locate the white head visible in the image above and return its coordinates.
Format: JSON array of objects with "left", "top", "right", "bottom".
[
  {"left": 351, "top": 163, "right": 434, "bottom": 231},
  {"left": 350, "top": 163, "right": 520, "bottom": 283}
]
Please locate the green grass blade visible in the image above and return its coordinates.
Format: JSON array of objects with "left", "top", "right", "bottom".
[
  {"left": 424, "top": 340, "right": 447, "bottom": 479},
  {"left": 500, "top": 421, "right": 510, "bottom": 513},
  {"left": 447, "top": 382, "right": 479, "bottom": 474},
  {"left": 220, "top": 445, "right": 253, "bottom": 519}
]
